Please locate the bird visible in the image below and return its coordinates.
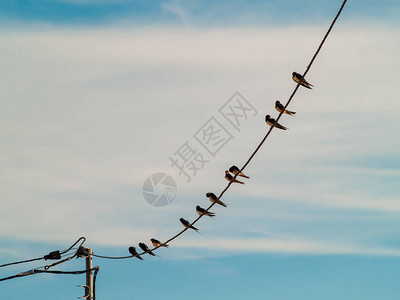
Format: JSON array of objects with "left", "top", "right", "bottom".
[
  {"left": 151, "top": 238, "right": 168, "bottom": 248},
  {"left": 225, "top": 170, "right": 245, "bottom": 184},
  {"left": 196, "top": 205, "right": 215, "bottom": 218},
  {"left": 139, "top": 242, "right": 156, "bottom": 256},
  {"left": 275, "top": 100, "right": 296, "bottom": 116},
  {"left": 229, "top": 165, "right": 250, "bottom": 179},
  {"left": 180, "top": 218, "right": 199, "bottom": 232},
  {"left": 292, "top": 72, "right": 313, "bottom": 89},
  {"left": 128, "top": 246, "right": 143, "bottom": 260},
  {"left": 206, "top": 192, "right": 227, "bottom": 207},
  {"left": 265, "top": 115, "right": 288, "bottom": 130}
]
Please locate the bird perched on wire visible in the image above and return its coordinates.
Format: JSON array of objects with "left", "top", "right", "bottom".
[
  {"left": 265, "top": 115, "right": 288, "bottom": 130},
  {"left": 275, "top": 100, "right": 296, "bottom": 116},
  {"left": 292, "top": 72, "right": 313, "bottom": 89},
  {"left": 151, "top": 238, "right": 169, "bottom": 248},
  {"left": 128, "top": 246, "right": 143, "bottom": 260},
  {"left": 196, "top": 205, "right": 215, "bottom": 218},
  {"left": 180, "top": 218, "right": 200, "bottom": 232},
  {"left": 139, "top": 242, "right": 156, "bottom": 256},
  {"left": 229, "top": 165, "right": 250, "bottom": 179},
  {"left": 206, "top": 192, "right": 227, "bottom": 207},
  {"left": 225, "top": 170, "right": 245, "bottom": 184}
]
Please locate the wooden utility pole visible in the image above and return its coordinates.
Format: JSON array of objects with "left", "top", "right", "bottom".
[
  {"left": 85, "top": 248, "right": 93, "bottom": 300},
  {"left": 78, "top": 247, "right": 94, "bottom": 299}
]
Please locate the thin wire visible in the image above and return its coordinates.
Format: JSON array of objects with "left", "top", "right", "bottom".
[
  {"left": 60, "top": 237, "right": 86, "bottom": 255},
  {"left": 93, "top": 267, "right": 100, "bottom": 300},
  {"left": 61, "top": 248, "right": 78, "bottom": 258},
  {"left": 92, "top": 253, "right": 132, "bottom": 259},
  {"left": 92, "top": 0, "right": 348, "bottom": 260},
  {"left": 45, "top": 239, "right": 87, "bottom": 270},
  {"left": 6, "top": 248, "right": 80, "bottom": 273},
  {"left": 0, "top": 237, "right": 86, "bottom": 269},
  {"left": 0, "top": 267, "right": 98, "bottom": 282},
  {"left": 0, "top": 257, "right": 43, "bottom": 269},
  {"left": 44, "top": 252, "right": 76, "bottom": 270}
]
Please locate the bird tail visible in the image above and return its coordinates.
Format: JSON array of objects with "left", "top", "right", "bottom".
[
  {"left": 234, "top": 179, "right": 245, "bottom": 184},
  {"left": 136, "top": 255, "right": 143, "bottom": 260},
  {"left": 275, "top": 124, "right": 288, "bottom": 130},
  {"left": 239, "top": 173, "right": 250, "bottom": 179},
  {"left": 148, "top": 251, "right": 156, "bottom": 256},
  {"left": 301, "top": 82, "right": 312, "bottom": 89},
  {"left": 217, "top": 200, "right": 227, "bottom": 207},
  {"left": 208, "top": 212, "right": 216, "bottom": 218},
  {"left": 287, "top": 110, "right": 296, "bottom": 116}
]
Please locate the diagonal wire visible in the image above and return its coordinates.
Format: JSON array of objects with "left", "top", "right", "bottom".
[
  {"left": 0, "top": 237, "right": 86, "bottom": 268},
  {"left": 92, "top": 0, "right": 348, "bottom": 260},
  {"left": 0, "top": 267, "right": 99, "bottom": 282},
  {"left": 60, "top": 237, "right": 86, "bottom": 255},
  {"left": 0, "top": 257, "right": 43, "bottom": 269}
]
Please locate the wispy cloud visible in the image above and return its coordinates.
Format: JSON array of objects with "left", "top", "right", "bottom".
[
  {"left": 162, "top": 0, "right": 190, "bottom": 24},
  {"left": 1, "top": 25, "right": 399, "bottom": 259},
  {"left": 172, "top": 237, "right": 400, "bottom": 257}
]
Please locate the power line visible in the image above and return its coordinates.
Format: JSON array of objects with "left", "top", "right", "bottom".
[
  {"left": 14, "top": 250, "right": 82, "bottom": 273},
  {"left": 92, "top": 0, "right": 348, "bottom": 260},
  {"left": 60, "top": 237, "right": 86, "bottom": 255},
  {"left": 93, "top": 266, "right": 100, "bottom": 300},
  {"left": 0, "top": 267, "right": 99, "bottom": 283},
  {"left": 0, "top": 237, "right": 86, "bottom": 269},
  {"left": 0, "top": 246, "right": 100, "bottom": 300},
  {"left": 92, "top": 253, "right": 132, "bottom": 260},
  {"left": 0, "top": 257, "right": 43, "bottom": 269}
]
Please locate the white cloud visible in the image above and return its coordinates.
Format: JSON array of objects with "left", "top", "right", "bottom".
[
  {"left": 162, "top": 0, "right": 190, "bottom": 24},
  {"left": 0, "top": 24, "right": 399, "bottom": 259},
  {"left": 172, "top": 237, "right": 400, "bottom": 257}
]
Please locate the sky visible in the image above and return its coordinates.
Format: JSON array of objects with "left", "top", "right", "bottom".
[{"left": 1, "top": 0, "right": 400, "bottom": 299}]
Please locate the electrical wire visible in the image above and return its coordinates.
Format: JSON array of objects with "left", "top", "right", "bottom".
[
  {"left": 61, "top": 248, "right": 78, "bottom": 258},
  {"left": 91, "top": 0, "right": 348, "bottom": 260},
  {"left": 22, "top": 249, "right": 81, "bottom": 272},
  {"left": 0, "top": 267, "right": 98, "bottom": 282},
  {"left": 93, "top": 266, "right": 100, "bottom": 300},
  {"left": 0, "top": 257, "right": 44, "bottom": 269},
  {"left": 92, "top": 253, "right": 132, "bottom": 259},
  {"left": 60, "top": 237, "right": 86, "bottom": 255},
  {"left": 0, "top": 237, "right": 86, "bottom": 269},
  {"left": 44, "top": 252, "right": 76, "bottom": 270}
]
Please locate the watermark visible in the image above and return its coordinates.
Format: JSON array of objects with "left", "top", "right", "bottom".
[
  {"left": 142, "top": 173, "right": 177, "bottom": 207},
  {"left": 169, "top": 141, "right": 210, "bottom": 183},
  {"left": 170, "top": 91, "right": 257, "bottom": 183},
  {"left": 194, "top": 117, "right": 233, "bottom": 157},
  {"left": 142, "top": 92, "right": 257, "bottom": 206},
  {"left": 219, "top": 92, "right": 257, "bottom": 132}
]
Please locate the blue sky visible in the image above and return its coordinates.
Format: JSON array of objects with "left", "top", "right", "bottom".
[
  {"left": 1, "top": 0, "right": 400, "bottom": 26},
  {"left": 1, "top": 0, "right": 400, "bottom": 299}
]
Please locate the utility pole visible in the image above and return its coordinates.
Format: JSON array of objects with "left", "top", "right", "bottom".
[
  {"left": 85, "top": 248, "right": 93, "bottom": 300},
  {"left": 78, "top": 247, "right": 94, "bottom": 299}
]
